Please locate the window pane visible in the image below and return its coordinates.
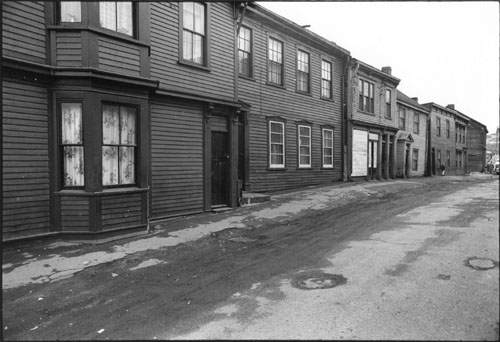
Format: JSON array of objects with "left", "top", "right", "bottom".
[
  {"left": 120, "top": 107, "right": 136, "bottom": 145},
  {"left": 193, "top": 34, "right": 204, "bottom": 64},
  {"left": 183, "top": 31, "right": 193, "bottom": 61},
  {"left": 271, "top": 154, "right": 283, "bottom": 165},
  {"left": 194, "top": 2, "right": 205, "bottom": 34},
  {"left": 102, "top": 146, "right": 119, "bottom": 185},
  {"left": 183, "top": 2, "right": 194, "bottom": 31},
  {"left": 100, "top": 2, "right": 116, "bottom": 31},
  {"left": 64, "top": 146, "right": 84, "bottom": 186},
  {"left": 119, "top": 147, "right": 135, "bottom": 184},
  {"left": 103, "top": 105, "right": 120, "bottom": 144},
  {"left": 117, "top": 2, "right": 133, "bottom": 36},
  {"left": 61, "top": 103, "right": 82, "bottom": 144},
  {"left": 60, "top": 1, "right": 81, "bottom": 22}
]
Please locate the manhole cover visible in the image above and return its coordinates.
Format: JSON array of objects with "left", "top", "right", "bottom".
[
  {"left": 291, "top": 270, "right": 347, "bottom": 290},
  {"left": 465, "top": 257, "right": 499, "bottom": 270}
]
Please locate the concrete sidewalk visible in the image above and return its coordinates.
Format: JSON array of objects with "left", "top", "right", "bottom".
[{"left": 2, "top": 173, "right": 496, "bottom": 290}]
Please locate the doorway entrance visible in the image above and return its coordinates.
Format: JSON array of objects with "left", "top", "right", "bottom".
[{"left": 211, "top": 131, "right": 229, "bottom": 206}]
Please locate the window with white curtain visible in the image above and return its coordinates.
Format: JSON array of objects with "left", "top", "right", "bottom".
[
  {"left": 238, "top": 26, "right": 252, "bottom": 77},
  {"left": 322, "top": 128, "right": 334, "bottom": 168},
  {"left": 60, "top": 1, "right": 81, "bottom": 23},
  {"left": 61, "top": 103, "right": 84, "bottom": 187},
  {"left": 102, "top": 104, "right": 137, "bottom": 186},
  {"left": 99, "top": 2, "right": 133, "bottom": 36},
  {"left": 182, "top": 2, "right": 206, "bottom": 64}
]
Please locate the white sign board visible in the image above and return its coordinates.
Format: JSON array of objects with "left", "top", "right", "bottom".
[{"left": 352, "top": 129, "right": 367, "bottom": 176}]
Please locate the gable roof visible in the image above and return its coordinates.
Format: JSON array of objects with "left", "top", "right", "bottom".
[{"left": 397, "top": 90, "right": 429, "bottom": 114}]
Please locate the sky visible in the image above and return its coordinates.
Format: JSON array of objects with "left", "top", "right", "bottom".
[{"left": 258, "top": 1, "right": 499, "bottom": 134}]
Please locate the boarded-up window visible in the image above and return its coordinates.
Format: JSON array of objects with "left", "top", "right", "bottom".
[
  {"left": 102, "top": 104, "right": 137, "bottom": 186},
  {"left": 269, "top": 121, "right": 285, "bottom": 168},
  {"left": 352, "top": 129, "right": 368, "bottom": 176}
]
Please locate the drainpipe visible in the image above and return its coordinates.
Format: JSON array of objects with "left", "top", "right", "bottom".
[{"left": 341, "top": 54, "right": 351, "bottom": 181}]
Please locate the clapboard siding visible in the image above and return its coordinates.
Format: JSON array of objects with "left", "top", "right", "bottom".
[
  {"left": 150, "top": 2, "right": 235, "bottom": 101},
  {"left": 56, "top": 32, "right": 82, "bottom": 67},
  {"left": 150, "top": 100, "right": 205, "bottom": 219},
  {"left": 98, "top": 38, "right": 141, "bottom": 76},
  {"left": 60, "top": 197, "right": 89, "bottom": 232},
  {"left": 2, "top": 80, "right": 51, "bottom": 240},
  {"left": 238, "top": 17, "right": 344, "bottom": 193},
  {"left": 2, "top": 1, "right": 46, "bottom": 64},
  {"left": 101, "top": 194, "right": 143, "bottom": 230}
]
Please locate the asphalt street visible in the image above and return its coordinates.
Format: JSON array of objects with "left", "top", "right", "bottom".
[{"left": 2, "top": 174, "right": 499, "bottom": 340}]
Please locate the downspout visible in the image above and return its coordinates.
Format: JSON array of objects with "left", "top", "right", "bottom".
[{"left": 341, "top": 54, "right": 351, "bottom": 181}]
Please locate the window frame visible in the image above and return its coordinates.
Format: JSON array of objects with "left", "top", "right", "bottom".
[
  {"left": 320, "top": 59, "right": 333, "bottom": 100},
  {"left": 385, "top": 89, "right": 391, "bottom": 118},
  {"left": 179, "top": 1, "right": 209, "bottom": 68},
  {"left": 358, "top": 79, "right": 375, "bottom": 113},
  {"left": 446, "top": 150, "right": 451, "bottom": 167},
  {"left": 446, "top": 119, "right": 450, "bottom": 138},
  {"left": 413, "top": 112, "right": 420, "bottom": 134},
  {"left": 98, "top": 1, "right": 136, "bottom": 38},
  {"left": 297, "top": 124, "right": 312, "bottom": 168},
  {"left": 60, "top": 101, "right": 85, "bottom": 189},
  {"left": 412, "top": 148, "right": 419, "bottom": 171},
  {"left": 58, "top": 1, "right": 82, "bottom": 24},
  {"left": 322, "top": 128, "right": 334, "bottom": 168},
  {"left": 268, "top": 119, "right": 286, "bottom": 169},
  {"left": 436, "top": 117, "right": 441, "bottom": 136},
  {"left": 238, "top": 25, "right": 253, "bottom": 78},
  {"left": 399, "top": 107, "right": 406, "bottom": 130},
  {"left": 437, "top": 149, "right": 442, "bottom": 168},
  {"left": 296, "top": 49, "right": 310, "bottom": 94},
  {"left": 267, "top": 37, "right": 284, "bottom": 86},
  {"left": 101, "top": 102, "right": 139, "bottom": 188}
]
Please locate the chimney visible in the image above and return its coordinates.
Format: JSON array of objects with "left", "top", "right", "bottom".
[
  {"left": 381, "top": 66, "right": 392, "bottom": 75},
  {"left": 447, "top": 104, "right": 455, "bottom": 110},
  {"left": 411, "top": 97, "right": 419, "bottom": 103}
]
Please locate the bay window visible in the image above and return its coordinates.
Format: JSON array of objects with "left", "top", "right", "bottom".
[
  {"left": 102, "top": 104, "right": 137, "bottom": 186},
  {"left": 61, "top": 103, "right": 84, "bottom": 187}
]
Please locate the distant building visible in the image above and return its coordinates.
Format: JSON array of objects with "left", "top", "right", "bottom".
[
  {"left": 422, "top": 103, "right": 469, "bottom": 175},
  {"left": 346, "top": 60, "right": 400, "bottom": 180},
  {"left": 395, "top": 92, "right": 430, "bottom": 177},
  {"left": 466, "top": 117, "right": 488, "bottom": 172}
]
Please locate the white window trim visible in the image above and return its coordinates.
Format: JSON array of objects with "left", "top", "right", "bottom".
[
  {"left": 322, "top": 128, "right": 334, "bottom": 168},
  {"left": 269, "top": 120, "right": 285, "bottom": 168},
  {"left": 298, "top": 125, "right": 311, "bottom": 168}
]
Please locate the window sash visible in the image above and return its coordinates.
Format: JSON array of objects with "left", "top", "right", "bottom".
[
  {"left": 268, "top": 38, "right": 283, "bottom": 85},
  {"left": 182, "top": 2, "right": 205, "bottom": 64},
  {"left": 99, "top": 2, "right": 133, "bottom": 36},
  {"left": 61, "top": 103, "right": 84, "bottom": 187},
  {"left": 446, "top": 120, "right": 450, "bottom": 138},
  {"left": 358, "top": 79, "right": 374, "bottom": 113},
  {"left": 321, "top": 60, "right": 332, "bottom": 99},
  {"left": 385, "top": 90, "right": 391, "bottom": 118},
  {"left": 269, "top": 121, "right": 285, "bottom": 167},
  {"left": 238, "top": 27, "right": 252, "bottom": 76},
  {"left": 298, "top": 125, "right": 311, "bottom": 167},
  {"left": 413, "top": 113, "right": 419, "bottom": 134},
  {"left": 102, "top": 104, "right": 137, "bottom": 186},
  {"left": 399, "top": 108, "right": 406, "bottom": 129},
  {"left": 322, "top": 129, "right": 334, "bottom": 167},
  {"left": 60, "top": 1, "right": 81, "bottom": 23},
  {"left": 412, "top": 149, "right": 418, "bottom": 171}
]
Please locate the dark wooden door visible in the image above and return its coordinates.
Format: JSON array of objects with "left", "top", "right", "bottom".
[{"left": 211, "top": 131, "right": 229, "bottom": 206}]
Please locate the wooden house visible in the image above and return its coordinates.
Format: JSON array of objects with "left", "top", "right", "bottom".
[
  {"left": 235, "top": 3, "right": 350, "bottom": 192},
  {"left": 345, "top": 60, "right": 400, "bottom": 180},
  {"left": 422, "top": 102, "right": 470, "bottom": 176},
  {"left": 466, "top": 117, "right": 488, "bottom": 173},
  {"left": 395, "top": 91, "right": 430, "bottom": 178}
]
